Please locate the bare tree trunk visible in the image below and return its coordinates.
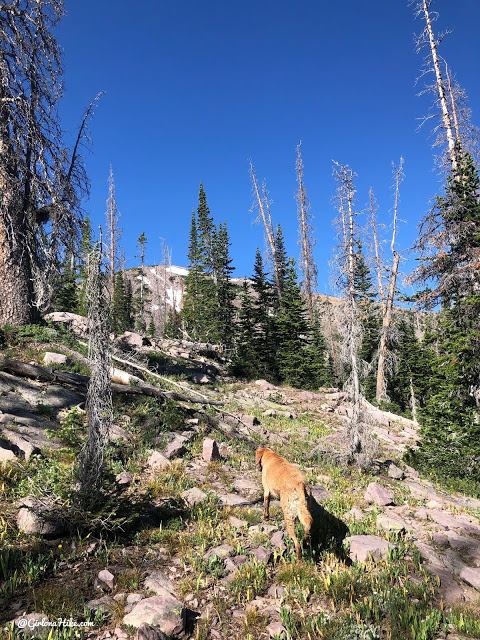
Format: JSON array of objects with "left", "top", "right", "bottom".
[
  {"left": 333, "top": 163, "right": 363, "bottom": 457},
  {"left": 324, "top": 295, "right": 340, "bottom": 385},
  {"left": 376, "top": 159, "right": 404, "bottom": 402},
  {"left": 415, "top": 0, "right": 458, "bottom": 175},
  {"left": 106, "top": 165, "right": 120, "bottom": 293},
  {"left": 368, "top": 188, "right": 386, "bottom": 316},
  {"left": 77, "top": 237, "right": 113, "bottom": 503},
  {"left": 296, "top": 142, "right": 317, "bottom": 321},
  {"left": 409, "top": 376, "right": 418, "bottom": 424},
  {"left": 249, "top": 160, "right": 281, "bottom": 298}
]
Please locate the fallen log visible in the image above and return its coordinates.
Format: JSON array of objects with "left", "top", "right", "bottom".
[{"left": 0, "top": 356, "right": 222, "bottom": 406}]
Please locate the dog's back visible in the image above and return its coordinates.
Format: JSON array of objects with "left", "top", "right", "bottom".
[{"left": 256, "top": 447, "right": 313, "bottom": 560}]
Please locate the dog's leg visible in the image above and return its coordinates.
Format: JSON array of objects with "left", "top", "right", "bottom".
[
  {"left": 282, "top": 495, "right": 302, "bottom": 561},
  {"left": 263, "top": 490, "right": 271, "bottom": 520},
  {"left": 299, "top": 501, "right": 313, "bottom": 551}
]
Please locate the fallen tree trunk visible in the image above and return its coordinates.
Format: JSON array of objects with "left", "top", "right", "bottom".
[{"left": 0, "top": 356, "right": 222, "bottom": 406}]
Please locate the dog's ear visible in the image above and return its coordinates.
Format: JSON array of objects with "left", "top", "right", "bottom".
[{"left": 255, "top": 448, "right": 265, "bottom": 471}]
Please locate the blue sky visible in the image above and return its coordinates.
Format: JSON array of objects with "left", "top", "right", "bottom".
[{"left": 57, "top": 0, "right": 480, "bottom": 294}]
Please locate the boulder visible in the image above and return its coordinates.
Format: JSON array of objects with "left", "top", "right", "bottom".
[
  {"left": 267, "top": 622, "right": 287, "bottom": 639},
  {"left": 229, "top": 516, "right": 248, "bottom": 529},
  {"left": 202, "top": 438, "right": 220, "bottom": 463},
  {"left": 108, "top": 424, "right": 130, "bottom": 442},
  {"left": 376, "top": 513, "right": 407, "bottom": 532},
  {"left": 164, "top": 437, "right": 186, "bottom": 459},
  {"left": 116, "top": 471, "right": 134, "bottom": 486},
  {"left": 270, "top": 531, "right": 286, "bottom": 551},
  {"left": 0, "top": 438, "right": 16, "bottom": 462},
  {"left": 250, "top": 546, "right": 272, "bottom": 563},
  {"left": 116, "top": 331, "right": 144, "bottom": 349},
  {"left": 97, "top": 569, "right": 115, "bottom": 590},
  {"left": 147, "top": 451, "right": 171, "bottom": 470},
  {"left": 255, "top": 379, "right": 276, "bottom": 391},
  {"left": 44, "top": 312, "right": 88, "bottom": 336},
  {"left": 218, "top": 492, "right": 248, "bottom": 506},
  {"left": 364, "top": 482, "right": 394, "bottom": 506},
  {"left": 346, "top": 535, "right": 396, "bottom": 563},
  {"left": 182, "top": 487, "right": 208, "bottom": 506},
  {"left": 43, "top": 352, "right": 68, "bottom": 366},
  {"left": 387, "top": 462, "right": 405, "bottom": 480},
  {"left": 13, "top": 613, "right": 51, "bottom": 638},
  {"left": 123, "top": 595, "right": 185, "bottom": 635},
  {"left": 460, "top": 567, "right": 480, "bottom": 590},
  {"left": 144, "top": 570, "right": 175, "bottom": 596},
  {"left": 192, "top": 373, "right": 211, "bottom": 384},
  {"left": 204, "top": 544, "right": 234, "bottom": 561},
  {"left": 17, "top": 497, "right": 65, "bottom": 537},
  {"left": 86, "top": 595, "right": 115, "bottom": 613},
  {"left": 135, "top": 623, "right": 168, "bottom": 640},
  {"left": 1, "top": 429, "right": 41, "bottom": 461}
]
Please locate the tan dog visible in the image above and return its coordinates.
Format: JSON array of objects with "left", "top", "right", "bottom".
[{"left": 255, "top": 447, "right": 313, "bottom": 561}]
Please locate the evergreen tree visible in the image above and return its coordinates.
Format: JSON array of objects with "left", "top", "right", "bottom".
[
  {"left": 276, "top": 258, "right": 311, "bottom": 387},
  {"left": 147, "top": 317, "right": 156, "bottom": 338},
  {"left": 133, "top": 232, "right": 151, "bottom": 333},
  {"left": 197, "top": 182, "right": 216, "bottom": 277},
  {"left": 124, "top": 277, "right": 134, "bottom": 331},
  {"left": 273, "top": 223, "right": 288, "bottom": 307},
  {"left": 53, "top": 251, "right": 78, "bottom": 312},
  {"left": 164, "top": 308, "right": 182, "bottom": 339},
  {"left": 231, "top": 280, "right": 258, "bottom": 378},
  {"left": 251, "top": 248, "right": 277, "bottom": 378},
  {"left": 409, "top": 150, "right": 480, "bottom": 482},
  {"left": 215, "top": 221, "right": 236, "bottom": 347},
  {"left": 301, "top": 312, "right": 335, "bottom": 390}
]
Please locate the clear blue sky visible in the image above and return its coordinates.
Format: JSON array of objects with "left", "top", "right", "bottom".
[{"left": 56, "top": 0, "right": 480, "bottom": 294}]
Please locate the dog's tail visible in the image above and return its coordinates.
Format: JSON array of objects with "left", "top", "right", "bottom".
[{"left": 296, "top": 484, "right": 313, "bottom": 535}]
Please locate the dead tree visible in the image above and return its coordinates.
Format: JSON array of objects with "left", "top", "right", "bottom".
[
  {"left": 413, "top": 0, "right": 459, "bottom": 175},
  {"left": 332, "top": 162, "right": 364, "bottom": 460},
  {"left": 77, "top": 234, "right": 113, "bottom": 502},
  {"left": 249, "top": 160, "right": 281, "bottom": 299},
  {"left": 375, "top": 159, "right": 404, "bottom": 402},
  {"left": 295, "top": 142, "right": 318, "bottom": 321},
  {"left": 105, "top": 165, "right": 121, "bottom": 292}
]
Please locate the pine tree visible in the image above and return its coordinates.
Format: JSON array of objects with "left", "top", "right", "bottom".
[
  {"left": 273, "top": 224, "right": 288, "bottom": 307},
  {"left": 133, "top": 232, "right": 151, "bottom": 333},
  {"left": 231, "top": 280, "right": 258, "bottom": 379},
  {"left": 215, "top": 221, "right": 236, "bottom": 347},
  {"left": 164, "top": 308, "right": 182, "bottom": 339},
  {"left": 301, "top": 312, "right": 335, "bottom": 390},
  {"left": 409, "top": 150, "right": 480, "bottom": 482},
  {"left": 53, "top": 251, "right": 78, "bottom": 312},
  {"left": 197, "top": 182, "right": 216, "bottom": 278},
  {"left": 181, "top": 211, "right": 203, "bottom": 340},
  {"left": 275, "top": 258, "right": 311, "bottom": 387},
  {"left": 251, "top": 248, "right": 277, "bottom": 379},
  {"left": 147, "top": 317, "right": 156, "bottom": 338}
]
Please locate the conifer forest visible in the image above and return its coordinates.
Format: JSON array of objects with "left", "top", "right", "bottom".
[{"left": 0, "top": 1, "right": 480, "bottom": 639}]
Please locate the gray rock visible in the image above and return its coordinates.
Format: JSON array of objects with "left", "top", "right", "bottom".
[
  {"left": 270, "top": 531, "right": 286, "bottom": 551},
  {"left": 2, "top": 428, "right": 41, "bottom": 460},
  {"left": 147, "top": 451, "right": 171, "bottom": 470},
  {"left": 13, "top": 613, "right": 51, "bottom": 637},
  {"left": 86, "top": 595, "right": 115, "bottom": 614},
  {"left": 41, "top": 385, "right": 84, "bottom": 411},
  {"left": 43, "top": 352, "right": 68, "bottom": 366},
  {"left": 249, "top": 524, "right": 277, "bottom": 534},
  {"left": 267, "top": 584, "right": 286, "bottom": 598},
  {"left": 192, "top": 373, "right": 211, "bottom": 384},
  {"left": 376, "top": 513, "right": 407, "bottom": 532},
  {"left": 109, "top": 424, "right": 130, "bottom": 441},
  {"left": 218, "top": 492, "right": 248, "bottom": 506},
  {"left": 164, "top": 437, "right": 186, "bottom": 459},
  {"left": 135, "top": 623, "right": 168, "bottom": 640},
  {"left": 116, "top": 471, "right": 134, "bottom": 486},
  {"left": 255, "top": 380, "right": 276, "bottom": 391},
  {"left": 98, "top": 569, "right": 115, "bottom": 590},
  {"left": 204, "top": 544, "right": 234, "bottom": 561},
  {"left": 229, "top": 516, "right": 248, "bottom": 528},
  {"left": 387, "top": 462, "right": 405, "bottom": 480},
  {"left": 460, "top": 567, "right": 480, "bottom": 590},
  {"left": 182, "top": 487, "right": 208, "bottom": 506},
  {"left": 202, "top": 438, "right": 220, "bottom": 462},
  {"left": 115, "top": 628, "right": 130, "bottom": 640},
  {"left": 116, "top": 331, "right": 144, "bottom": 349},
  {"left": 0, "top": 438, "right": 16, "bottom": 461},
  {"left": 123, "top": 595, "right": 185, "bottom": 635},
  {"left": 127, "top": 593, "right": 146, "bottom": 605},
  {"left": 346, "top": 535, "right": 396, "bottom": 562},
  {"left": 16, "top": 497, "right": 65, "bottom": 537},
  {"left": 234, "top": 477, "right": 259, "bottom": 496},
  {"left": 250, "top": 546, "right": 272, "bottom": 563},
  {"left": 144, "top": 570, "right": 175, "bottom": 596},
  {"left": 364, "top": 482, "right": 394, "bottom": 506},
  {"left": 345, "top": 506, "right": 366, "bottom": 521},
  {"left": 44, "top": 312, "right": 89, "bottom": 336},
  {"left": 267, "top": 621, "right": 287, "bottom": 639}
]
